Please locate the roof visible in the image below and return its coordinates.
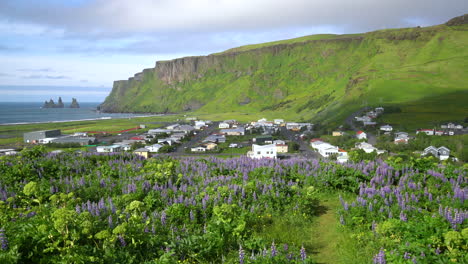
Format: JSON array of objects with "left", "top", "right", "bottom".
[
  {"left": 310, "top": 138, "right": 323, "bottom": 142},
  {"left": 357, "top": 130, "right": 365, "bottom": 134},
  {"left": 134, "top": 148, "right": 149, "bottom": 152},
  {"left": 338, "top": 148, "right": 347, "bottom": 152},
  {"left": 418, "top": 129, "right": 433, "bottom": 131}
]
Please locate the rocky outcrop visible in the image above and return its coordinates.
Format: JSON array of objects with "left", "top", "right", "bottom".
[
  {"left": 43, "top": 97, "right": 64, "bottom": 108},
  {"left": 70, "top": 98, "right": 80, "bottom": 108}
]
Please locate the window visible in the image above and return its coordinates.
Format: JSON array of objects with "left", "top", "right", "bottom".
[{"left": 257, "top": 151, "right": 261, "bottom": 155}]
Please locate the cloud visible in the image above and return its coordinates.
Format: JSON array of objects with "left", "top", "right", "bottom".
[
  {"left": 22, "top": 74, "right": 70, "bottom": 80},
  {"left": 0, "top": 0, "right": 466, "bottom": 38},
  {"left": 17, "top": 68, "right": 53, "bottom": 72}
]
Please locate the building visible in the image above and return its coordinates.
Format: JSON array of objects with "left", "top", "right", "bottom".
[
  {"left": 220, "top": 127, "right": 245, "bottom": 136},
  {"left": 24, "top": 129, "right": 61, "bottom": 143},
  {"left": 422, "top": 146, "right": 450, "bottom": 160},
  {"left": 148, "top": 128, "right": 172, "bottom": 135},
  {"left": 114, "top": 142, "right": 131, "bottom": 151},
  {"left": 337, "top": 149, "right": 349, "bottom": 163},
  {"left": 203, "top": 134, "right": 226, "bottom": 143},
  {"left": 96, "top": 145, "right": 122, "bottom": 153},
  {"left": 218, "top": 122, "right": 230, "bottom": 129},
  {"left": 355, "top": 142, "right": 385, "bottom": 154},
  {"left": 253, "top": 135, "right": 273, "bottom": 145},
  {"left": 0, "top": 149, "right": 17, "bottom": 156},
  {"left": 146, "top": 144, "right": 163, "bottom": 153},
  {"left": 356, "top": 131, "right": 367, "bottom": 140},
  {"left": 441, "top": 123, "right": 463, "bottom": 129},
  {"left": 434, "top": 130, "right": 444, "bottom": 136},
  {"left": 275, "top": 143, "right": 288, "bottom": 153},
  {"left": 247, "top": 144, "right": 277, "bottom": 159},
  {"left": 394, "top": 132, "right": 410, "bottom": 144},
  {"left": 380, "top": 125, "right": 393, "bottom": 132},
  {"left": 375, "top": 107, "right": 384, "bottom": 113},
  {"left": 191, "top": 146, "right": 207, "bottom": 152},
  {"left": 51, "top": 136, "right": 96, "bottom": 146},
  {"left": 417, "top": 129, "right": 434, "bottom": 136},
  {"left": 274, "top": 119, "right": 284, "bottom": 125},
  {"left": 332, "top": 131, "right": 344, "bottom": 137},
  {"left": 134, "top": 148, "right": 150, "bottom": 158},
  {"left": 203, "top": 142, "right": 218, "bottom": 150}
]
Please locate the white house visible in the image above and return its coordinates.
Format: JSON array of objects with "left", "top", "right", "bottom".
[
  {"left": 356, "top": 131, "right": 367, "bottom": 140},
  {"left": 191, "top": 146, "right": 207, "bottom": 152},
  {"left": 274, "top": 119, "right": 284, "bottom": 125},
  {"left": 422, "top": 146, "right": 450, "bottom": 160},
  {"left": 219, "top": 122, "right": 230, "bottom": 129},
  {"left": 337, "top": 149, "right": 349, "bottom": 163},
  {"left": 147, "top": 144, "right": 163, "bottom": 153},
  {"left": 394, "top": 132, "right": 410, "bottom": 144},
  {"left": 248, "top": 144, "right": 277, "bottom": 159},
  {"left": 355, "top": 142, "right": 385, "bottom": 154},
  {"left": 380, "top": 125, "right": 393, "bottom": 132},
  {"left": 417, "top": 129, "right": 434, "bottom": 136},
  {"left": 96, "top": 145, "right": 121, "bottom": 153},
  {"left": 220, "top": 127, "right": 245, "bottom": 136},
  {"left": 114, "top": 142, "right": 131, "bottom": 151}
]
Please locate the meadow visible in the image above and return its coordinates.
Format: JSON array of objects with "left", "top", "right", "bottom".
[{"left": 0, "top": 147, "right": 466, "bottom": 263}]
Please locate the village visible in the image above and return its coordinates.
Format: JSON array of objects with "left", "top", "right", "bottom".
[{"left": 2, "top": 106, "right": 465, "bottom": 163}]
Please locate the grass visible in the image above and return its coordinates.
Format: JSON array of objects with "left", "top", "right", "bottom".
[{"left": 100, "top": 21, "right": 468, "bottom": 130}]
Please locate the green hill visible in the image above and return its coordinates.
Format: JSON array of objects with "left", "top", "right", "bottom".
[{"left": 100, "top": 15, "right": 468, "bottom": 127}]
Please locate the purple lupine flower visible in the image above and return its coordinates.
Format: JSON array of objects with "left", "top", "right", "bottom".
[
  {"left": 0, "top": 228, "right": 8, "bottom": 250},
  {"left": 435, "top": 247, "right": 441, "bottom": 255},
  {"left": 239, "top": 245, "right": 245, "bottom": 264},
  {"left": 118, "top": 235, "right": 126, "bottom": 247},
  {"left": 373, "top": 249, "right": 386, "bottom": 264},
  {"left": 400, "top": 211, "right": 407, "bottom": 222},
  {"left": 300, "top": 245, "right": 307, "bottom": 261},
  {"left": 161, "top": 211, "right": 167, "bottom": 226},
  {"left": 189, "top": 210, "right": 195, "bottom": 222},
  {"left": 404, "top": 252, "right": 411, "bottom": 259},
  {"left": 283, "top": 243, "right": 289, "bottom": 252}
]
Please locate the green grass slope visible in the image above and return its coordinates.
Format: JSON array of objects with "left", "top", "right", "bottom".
[{"left": 101, "top": 15, "right": 468, "bottom": 127}]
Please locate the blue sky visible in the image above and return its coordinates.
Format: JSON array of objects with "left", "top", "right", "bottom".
[{"left": 0, "top": 0, "right": 466, "bottom": 102}]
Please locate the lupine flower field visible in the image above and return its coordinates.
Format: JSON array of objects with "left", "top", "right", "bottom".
[{"left": 0, "top": 146, "right": 466, "bottom": 263}]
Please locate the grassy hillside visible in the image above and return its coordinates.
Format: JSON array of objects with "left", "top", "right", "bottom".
[{"left": 101, "top": 15, "right": 468, "bottom": 127}]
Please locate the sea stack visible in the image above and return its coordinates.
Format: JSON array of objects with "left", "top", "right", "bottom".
[{"left": 70, "top": 98, "right": 80, "bottom": 108}]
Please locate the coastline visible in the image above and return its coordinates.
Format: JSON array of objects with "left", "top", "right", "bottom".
[{"left": 0, "top": 114, "right": 167, "bottom": 126}]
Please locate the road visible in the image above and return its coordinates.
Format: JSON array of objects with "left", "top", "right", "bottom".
[
  {"left": 344, "top": 107, "right": 377, "bottom": 145},
  {"left": 279, "top": 127, "right": 320, "bottom": 159},
  {"left": 174, "top": 122, "right": 218, "bottom": 154}
]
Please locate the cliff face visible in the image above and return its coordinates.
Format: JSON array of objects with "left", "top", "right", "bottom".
[{"left": 100, "top": 15, "right": 468, "bottom": 123}]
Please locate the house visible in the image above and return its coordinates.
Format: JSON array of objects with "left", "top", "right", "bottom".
[
  {"left": 274, "top": 119, "right": 284, "bottom": 125},
  {"left": 337, "top": 149, "right": 349, "bottom": 163},
  {"left": 130, "top": 136, "right": 145, "bottom": 141},
  {"left": 380, "top": 125, "right": 393, "bottom": 132},
  {"left": 332, "top": 131, "right": 344, "bottom": 137},
  {"left": 229, "top": 143, "right": 239, "bottom": 148},
  {"left": 375, "top": 107, "right": 384, "bottom": 113},
  {"left": 315, "top": 143, "right": 339, "bottom": 158},
  {"left": 434, "top": 130, "right": 444, "bottom": 136},
  {"left": 220, "top": 127, "right": 245, "bottom": 136},
  {"left": 355, "top": 142, "right": 386, "bottom": 154},
  {"left": 96, "top": 145, "right": 122, "bottom": 153},
  {"left": 24, "top": 129, "right": 61, "bottom": 143},
  {"left": 203, "top": 134, "right": 226, "bottom": 143},
  {"left": 253, "top": 135, "right": 273, "bottom": 144},
  {"left": 363, "top": 121, "right": 377, "bottom": 126},
  {"left": 355, "top": 116, "right": 372, "bottom": 122},
  {"left": 51, "top": 136, "right": 96, "bottom": 146},
  {"left": 275, "top": 143, "right": 288, "bottom": 153},
  {"left": 417, "top": 129, "right": 434, "bottom": 136},
  {"left": 422, "top": 146, "right": 450, "bottom": 160},
  {"left": 310, "top": 138, "right": 325, "bottom": 148},
  {"left": 219, "top": 122, "right": 230, "bottom": 129},
  {"left": 394, "top": 132, "right": 410, "bottom": 144},
  {"left": 73, "top": 132, "right": 88, "bottom": 137},
  {"left": 114, "top": 142, "right": 131, "bottom": 151},
  {"left": 191, "top": 146, "right": 206, "bottom": 152},
  {"left": 441, "top": 123, "right": 463, "bottom": 129},
  {"left": 146, "top": 144, "right": 163, "bottom": 153},
  {"left": 139, "top": 124, "right": 146, "bottom": 129},
  {"left": 356, "top": 131, "right": 367, "bottom": 140},
  {"left": 148, "top": 128, "right": 172, "bottom": 135},
  {"left": 173, "top": 125, "right": 195, "bottom": 134},
  {"left": 158, "top": 138, "right": 176, "bottom": 145},
  {"left": 367, "top": 111, "right": 378, "bottom": 118},
  {"left": 203, "top": 142, "right": 218, "bottom": 150},
  {"left": 247, "top": 144, "right": 277, "bottom": 159},
  {"left": 194, "top": 121, "right": 207, "bottom": 129},
  {"left": 134, "top": 148, "right": 150, "bottom": 158},
  {"left": 273, "top": 140, "right": 286, "bottom": 145},
  {"left": 0, "top": 149, "right": 17, "bottom": 156}
]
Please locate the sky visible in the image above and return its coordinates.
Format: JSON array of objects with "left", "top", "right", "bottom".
[{"left": 0, "top": 0, "right": 466, "bottom": 102}]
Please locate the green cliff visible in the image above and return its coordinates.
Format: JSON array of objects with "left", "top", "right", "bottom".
[{"left": 100, "top": 15, "right": 468, "bottom": 125}]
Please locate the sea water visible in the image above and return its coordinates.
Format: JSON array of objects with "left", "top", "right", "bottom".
[{"left": 0, "top": 102, "right": 155, "bottom": 125}]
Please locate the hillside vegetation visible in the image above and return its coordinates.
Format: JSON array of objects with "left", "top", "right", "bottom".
[{"left": 100, "top": 15, "right": 468, "bottom": 127}]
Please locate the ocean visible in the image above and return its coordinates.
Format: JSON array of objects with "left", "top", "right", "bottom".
[{"left": 0, "top": 102, "right": 155, "bottom": 125}]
